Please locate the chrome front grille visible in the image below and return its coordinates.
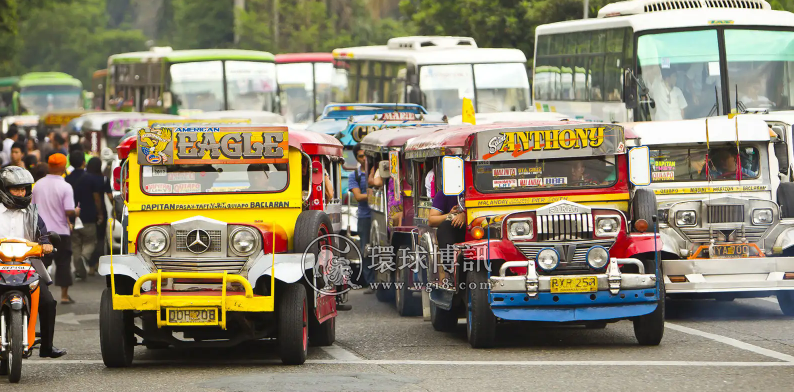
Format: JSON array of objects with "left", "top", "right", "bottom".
[
  {"left": 175, "top": 230, "right": 222, "bottom": 252},
  {"left": 536, "top": 213, "right": 593, "bottom": 241},
  {"left": 680, "top": 227, "right": 767, "bottom": 243},
  {"left": 707, "top": 205, "right": 744, "bottom": 223},
  {"left": 514, "top": 240, "right": 613, "bottom": 272},
  {"left": 152, "top": 257, "right": 247, "bottom": 274}
]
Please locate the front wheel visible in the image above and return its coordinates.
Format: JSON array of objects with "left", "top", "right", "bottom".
[
  {"left": 633, "top": 284, "right": 665, "bottom": 346},
  {"left": 466, "top": 269, "right": 496, "bottom": 348},
  {"left": 99, "top": 288, "right": 135, "bottom": 367},
  {"left": 777, "top": 291, "right": 794, "bottom": 316},
  {"left": 278, "top": 283, "right": 308, "bottom": 365},
  {"left": 4, "top": 309, "right": 23, "bottom": 383},
  {"left": 395, "top": 249, "right": 422, "bottom": 317}
]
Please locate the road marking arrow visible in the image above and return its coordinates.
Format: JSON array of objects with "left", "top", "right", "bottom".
[{"left": 55, "top": 313, "right": 99, "bottom": 325}]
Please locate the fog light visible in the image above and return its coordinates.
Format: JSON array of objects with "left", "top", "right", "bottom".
[
  {"left": 536, "top": 248, "right": 560, "bottom": 272},
  {"left": 586, "top": 246, "right": 609, "bottom": 269}
]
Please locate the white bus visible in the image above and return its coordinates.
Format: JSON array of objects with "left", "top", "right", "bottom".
[
  {"left": 533, "top": 0, "right": 794, "bottom": 122},
  {"left": 332, "top": 36, "right": 530, "bottom": 118}
]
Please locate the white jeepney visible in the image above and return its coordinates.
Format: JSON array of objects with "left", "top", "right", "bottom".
[{"left": 627, "top": 116, "right": 794, "bottom": 314}]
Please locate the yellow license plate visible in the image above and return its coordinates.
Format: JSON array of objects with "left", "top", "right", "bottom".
[
  {"left": 166, "top": 307, "right": 218, "bottom": 326},
  {"left": 550, "top": 276, "right": 598, "bottom": 293},
  {"left": 710, "top": 244, "right": 753, "bottom": 259}
]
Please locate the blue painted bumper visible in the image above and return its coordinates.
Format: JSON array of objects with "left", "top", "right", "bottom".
[{"left": 489, "top": 289, "right": 659, "bottom": 322}]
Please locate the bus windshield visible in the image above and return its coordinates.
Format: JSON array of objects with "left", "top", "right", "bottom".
[
  {"left": 638, "top": 29, "right": 794, "bottom": 121},
  {"left": 19, "top": 85, "right": 82, "bottom": 114},
  {"left": 420, "top": 62, "right": 529, "bottom": 117},
  {"left": 140, "top": 163, "right": 288, "bottom": 195},
  {"left": 277, "top": 62, "right": 315, "bottom": 123},
  {"left": 473, "top": 156, "right": 617, "bottom": 193},
  {"left": 169, "top": 61, "right": 277, "bottom": 113}
]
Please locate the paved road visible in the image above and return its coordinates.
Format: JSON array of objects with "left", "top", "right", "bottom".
[{"left": 7, "top": 276, "right": 794, "bottom": 391}]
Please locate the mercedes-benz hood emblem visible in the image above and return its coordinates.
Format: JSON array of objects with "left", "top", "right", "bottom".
[{"left": 186, "top": 229, "right": 211, "bottom": 253}]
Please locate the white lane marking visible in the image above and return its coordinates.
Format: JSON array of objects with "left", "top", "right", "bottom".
[
  {"left": 666, "top": 322, "right": 794, "bottom": 362},
  {"left": 319, "top": 343, "right": 361, "bottom": 361},
  {"left": 24, "top": 359, "right": 794, "bottom": 367}
]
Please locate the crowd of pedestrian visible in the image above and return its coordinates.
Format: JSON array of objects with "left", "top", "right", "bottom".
[{"left": 1, "top": 125, "right": 112, "bottom": 305}]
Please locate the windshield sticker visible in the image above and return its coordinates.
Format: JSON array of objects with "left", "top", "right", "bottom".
[
  {"left": 493, "top": 168, "right": 517, "bottom": 177},
  {"left": 173, "top": 183, "right": 201, "bottom": 193},
  {"left": 653, "top": 160, "right": 675, "bottom": 171},
  {"left": 152, "top": 167, "right": 167, "bottom": 177},
  {"left": 652, "top": 171, "right": 675, "bottom": 181},
  {"left": 138, "top": 126, "right": 289, "bottom": 165},
  {"left": 144, "top": 183, "right": 172, "bottom": 193},
  {"left": 518, "top": 167, "right": 542, "bottom": 175},
  {"left": 493, "top": 179, "right": 517, "bottom": 189},
  {"left": 544, "top": 177, "right": 567, "bottom": 186},
  {"left": 477, "top": 124, "right": 623, "bottom": 161},
  {"left": 518, "top": 178, "right": 542, "bottom": 187},
  {"left": 167, "top": 172, "right": 195, "bottom": 181},
  {"left": 654, "top": 185, "right": 767, "bottom": 195}
]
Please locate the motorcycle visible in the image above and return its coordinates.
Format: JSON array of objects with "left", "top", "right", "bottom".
[{"left": 0, "top": 233, "right": 58, "bottom": 383}]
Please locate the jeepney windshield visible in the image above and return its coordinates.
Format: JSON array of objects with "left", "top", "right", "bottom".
[
  {"left": 419, "top": 63, "right": 529, "bottom": 117},
  {"left": 18, "top": 85, "right": 82, "bottom": 114},
  {"left": 140, "top": 163, "right": 288, "bottom": 195},
  {"left": 473, "top": 156, "right": 617, "bottom": 193},
  {"left": 169, "top": 61, "right": 277, "bottom": 113},
  {"left": 649, "top": 144, "right": 761, "bottom": 182}
]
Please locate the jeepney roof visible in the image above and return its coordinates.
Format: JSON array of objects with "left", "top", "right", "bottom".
[
  {"left": 79, "top": 113, "right": 180, "bottom": 132},
  {"left": 275, "top": 53, "right": 333, "bottom": 64},
  {"left": 40, "top": 109, "right": 95, "bottom": 127},
  {"left": 624, "top": 117, "right": 772, "bottom": 146},
  {"left": 109, "top": 49, "right": 276, "bottom": 64},
  {"left": 189, "top": 110, "right": 286, "bottom": 124},
  {"left": 360, "top": 125, "right": 447, "bottom": 153},
  {"left": 318, "top": 103, "right": 429, "bottom": 120},
  {"left": 447, "top": 111, "right": 573, "bottom": 125}
]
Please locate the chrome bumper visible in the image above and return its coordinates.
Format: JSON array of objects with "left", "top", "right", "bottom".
[
  {"left": 663, "top": 257, "right": 794, "bottom": 293},
  {"left": 490, "top": 257, "right": 658, "bottom": 294}
]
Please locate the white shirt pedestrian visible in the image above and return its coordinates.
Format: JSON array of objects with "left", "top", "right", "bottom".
[{"left": 0, "top": 203, "right": 25, "bottom": 239}]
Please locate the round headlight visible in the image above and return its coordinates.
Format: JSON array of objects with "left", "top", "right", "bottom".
[
  {"left": 142, "top": 228, "right": 168, "bottom": 255},
  {"left": 509, "top": 221, "right": 531, "bottom": 238},
  {"left": 596, "top": 217, "right": 619, "bottom": 236},
  {"left": 231, "top": 227, "right": 258, "bottom": 256},
  {"left": 675, "top": 210, "right": 697, "bottom": 226},
  {"left": 586, "top": 246, "right": 610, "bottom": 269},
  {"left": 536, "top": 248, "right": 559, "bottom": 272},
  {"left": 752, "top": 208, "right": 773, "bottom": 225}
]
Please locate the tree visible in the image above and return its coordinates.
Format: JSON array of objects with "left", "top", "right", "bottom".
[
  {"left": 173, "top": 0, "right": 235, "bottom": 49},
  {"left": 0, "top": 0, "right": 18, "bottom": 75}
]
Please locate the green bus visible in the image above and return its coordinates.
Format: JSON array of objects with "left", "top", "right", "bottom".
[
  {"left": 0, "top": 76, "right": 19, "bottom": 118},
  {"left": 13, "top": 72, "right": 85, "bottom": 115},
  {"left": 105, "top": 47, "right": 278, "bottom": 115}
]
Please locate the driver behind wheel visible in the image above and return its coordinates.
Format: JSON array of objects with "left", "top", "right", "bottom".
[{"left": 710, "top": 148, "right": 756, "bottom": 179}]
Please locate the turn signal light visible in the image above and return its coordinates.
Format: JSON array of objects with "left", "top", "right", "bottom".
[
  {"left": 784, "top": 272, "right": 794, "bottom": 280},
  {"left": 635, "top": 219, "right": 649, "bottom": 233},
  {"left": 669, "top": 275, "right": 688, "bottom": 283},
  {"left": 470, "top": 226, "right": 485, "bottom": 240}
]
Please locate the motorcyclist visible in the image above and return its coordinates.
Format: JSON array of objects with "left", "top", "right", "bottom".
[{"left": 0, "top": 166, "right": 67, "bottom": 358}]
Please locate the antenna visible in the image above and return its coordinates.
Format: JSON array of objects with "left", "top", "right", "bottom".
[
  {"left": 735, "top": 116, "right": 741, "bottom": 182},
  {"left": 705, "top": 118, "right": 711, "bottom": 181}
]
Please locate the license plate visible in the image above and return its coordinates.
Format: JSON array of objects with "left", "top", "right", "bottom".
[
  {"left": 550, "top": 276, "right": 598, "bottom": 293},
  {"left": 710, "top": 244, "right": 753, "bottom": 259},
  {"left": 166, "top": 308, "right": 218, "bottom": 325}
]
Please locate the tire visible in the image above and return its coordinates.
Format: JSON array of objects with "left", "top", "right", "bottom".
[
  {"left": 430, "top": 300, "right": 458, "bottom": 332},
  {"left": 396, "top": 246, "right": 422, "bottom": 317},
  {"left": 466, "top": 269, "right": 496, "bottom": 348},
  {"left": 777, "top": 183, "right": 794, "bottom": 218},
  {"left": 294, "top": 210, "right": 333, "bottom": 259},
  {"left": 777, "top": 291, "right": 794, "bottom": 316},
  {"left": 6, "top": 309, "right": 23, "bottom": 383},
  {"left": 99, "top": 288, "right": 134, "bottom": 367},
  {"left": 375, "top": 271, "right": 395, "bottom": 303},
  {"left": 632, "top": 188, "right": 658, "bottom": 231},
  {"left": 633, "top": 283, "right": 665, "bottom": 346},
  {"left": 278, "top": 283, "right": 308, "bottom": 365}
]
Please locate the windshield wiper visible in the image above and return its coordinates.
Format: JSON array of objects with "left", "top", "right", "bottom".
[
  {"left": 735, "top": 84, "right": 748, "bottom": 114},
  {"left": 707, "top": 86, "right": 720, "bottom": 117}
]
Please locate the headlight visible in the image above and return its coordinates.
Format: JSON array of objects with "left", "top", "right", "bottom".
[
  {"left": 536, "top": 248, "right": 559, "bottom": 272},
  {"left": 141, "top": 227, "right": 169, "bottom": 256},
  {"left": 752, "top": 208, "right": 773, "bottom": 225},
  {"left": 230, "top": 227, "right": 259, "bottom": 256},
  {"left": 586, "top": 246, "right": 610, "bottom": 270},
  {"left": 508, "top": 219, "right": 533, "bottom": 239},
  {"left": 595, "top": 216, "right": 620, "bottom": 237},
  {"left": 0, "top": 243, "right": 32, "bottom": 258},
  {"left": 675, "top": 210, "right": 697, "bottom": 227}
]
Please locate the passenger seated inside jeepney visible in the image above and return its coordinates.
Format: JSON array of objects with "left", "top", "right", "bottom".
[
  {"left": 245, "top": 163, "right": 288, "bottom": 191},
  {"left": 709, "top": 148, "right": 757, "bottom": 179}
]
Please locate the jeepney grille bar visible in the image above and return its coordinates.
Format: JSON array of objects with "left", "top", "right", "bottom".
[
  {"left": 514, "top": 240, "right": 613, "bottom": 272},
  {"left": 175, "top": 230, "right": 223, "bottom": 252},
  {"left": 680, "top": 227, "right": 767, "bottom": 243},
  {"left": 707, "top": 205, "right": 744, "bottom": 223},
  {"left": 536, "top": 213, "right": 593, "bottom": 241},
  {"left": 151, "top": 258, "right": 247, "bottom": 274}
]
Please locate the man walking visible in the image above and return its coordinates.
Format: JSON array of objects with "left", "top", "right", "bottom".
[
  {"left": 65, "top": 152, "right": 104, "bottom": 279},
  {"left": 348, "top": 144, "right": 375, "bottom": 293},
  {"left": 2, "top": 142, "right": 26, "bottom": 169},
  {"left": 1, "top": 125, "right": 19, "bottom": 165},
  {"left": 31, "top": 154, "right": 79, "bottom": 304}
]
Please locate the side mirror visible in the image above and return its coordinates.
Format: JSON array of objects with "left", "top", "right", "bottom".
[
  {"left": 311, "top": 160, "right": 323, "bottom": 185},
  {"left": 623, "top": 68, "right": 638, "bottom": 109},
  {"left": 628, "top": 146, "right": 651, "bottom": 186},
  {"left": 47, "top": 232, "right": 61, "bottom": 248},
  {"left": 774, "top": 142, "right": 789, "bottom": 175},
  {"left": 441, "top": 156, "right": 464, "bottom": 196},
  {"left": 378, "top": 160, "right": 390, "bottom": 180},
  {"left": 113, "top": 166, "right": 121, "bottom": 191}
]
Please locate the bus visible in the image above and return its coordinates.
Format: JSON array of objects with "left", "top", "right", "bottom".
[
  {"left": 332, "top": 36, "right": 531, "bottom": 118},
  {"left": 12, "top": 72, "right": 84, "bottom": 116},
  {"left": 0, "top": 76, "right": 19, "bottom": 118},
  {"left": 275, "top": 53, "right": 344, "bottom": 124},
  {"left": 533, "top": 0, "right": 794, "bottom": 122},
  {"left": 106, "top": 47, "right": 278, "bottom": 115},
  {"left": 92, "top": 69, "right": 107, "bottom": 110}
]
